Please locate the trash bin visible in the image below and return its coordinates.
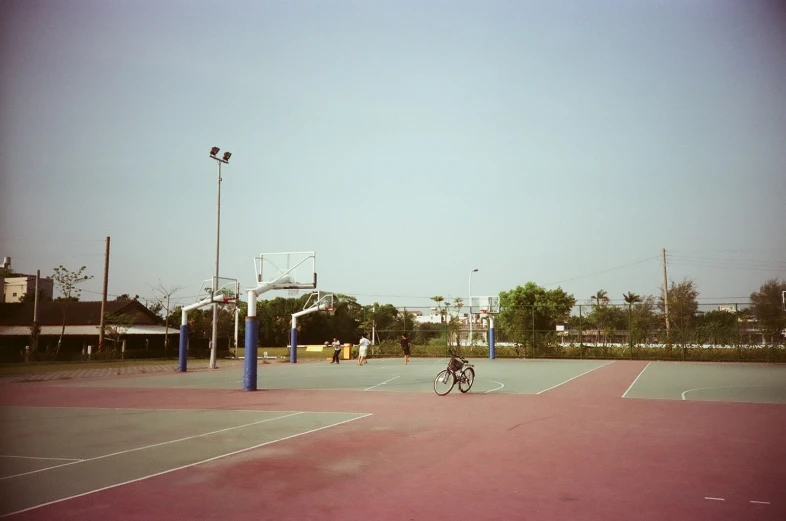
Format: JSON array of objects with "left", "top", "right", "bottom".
[{"left": 342, "top": 343, "right": 352, "bottom": 360}]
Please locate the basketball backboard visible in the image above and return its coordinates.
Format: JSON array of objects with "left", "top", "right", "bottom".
[
  {"left": 470, "top": 295, "right": 500, "bottom": 315},
  {"left": 195, "top": 277, "right": 239, "bottom": 304},
  {"left": 254, "top": 251, "right": 316, "bottom": 290},
  {"left": 302, "top": 291, "right": 335, "bottom": 315}
]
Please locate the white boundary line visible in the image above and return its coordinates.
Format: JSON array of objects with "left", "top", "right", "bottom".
[
  {"left": 622, "top": 361, "right": 652, "bottom": 398},
  {"left": 750, "top": 500, "right": 770, "bottom": 505},
  {"left": 0, "top": 455, "right": 82, "bottom": 462},
  {"left": 484, "top": 380, "right": 505, "bottom": 394},
  {"left": 0, "top": 413, "right": 372, "bottom": 519},
  {"left": 0, "top": 412, "right": 304, "bottom": 481},
  {"left": 681, "top": 384, "right": 784, "bottom": 401},
  {"left": 704, "top": 497, "right": 725, "bottom": 501},
  {"left": 536, "top": 361, "right": 614, "bottom": 395},
  {"left": 364, "top": 376, "right": 399, "bottom": 391}
]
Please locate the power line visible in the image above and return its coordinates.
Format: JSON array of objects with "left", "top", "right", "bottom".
[{"left": 543, "top": 256, "right": 660, "bottom": 287}]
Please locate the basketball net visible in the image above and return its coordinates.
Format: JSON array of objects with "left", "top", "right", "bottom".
[{"left": 288, "top": 288, "right": 300, "bottom": 298}]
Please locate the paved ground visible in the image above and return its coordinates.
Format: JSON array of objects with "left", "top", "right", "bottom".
[{"left": 0, "top": 360, "right": 245, "bottom": 383}]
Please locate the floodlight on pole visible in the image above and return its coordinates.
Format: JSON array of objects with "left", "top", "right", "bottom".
[
  {"left": 207, "top": 146, "right": 231, "bottom": 369},
  {"left": 469, "top": 268, "right": 478, "bottom": 346}
]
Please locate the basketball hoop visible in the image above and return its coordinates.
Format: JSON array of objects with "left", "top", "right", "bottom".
[
  {"left": 325, "top": 306, "right": 335, "bottom": 316},
  {"left": 288, "top": 288, "right": 300, "bottom": 298},
  {"left": 222, "top": 297, "right": 238, "bottom": 305}
]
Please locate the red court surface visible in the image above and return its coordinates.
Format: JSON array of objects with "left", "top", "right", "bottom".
[{"left": 0, "top": 360, "right": 784, "bottom": 520}]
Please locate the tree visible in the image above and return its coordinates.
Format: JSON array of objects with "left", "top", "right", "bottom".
[
  {"left": 694, "top": 310, "right": 737, "bottom": 346},
  {"left": 361, "top": 303, "right": 399, "bottom": 342},
  {"left": 589, "top": 289, "right": 612, "bottom": 345},
  {"left": 623, "top": 292, "right": 642, "bottom": 348},
  {"left": 430, "top": 295, "right": 448, "bottom": 347},
  {"left": 659, "top": 279, "right": 699, "bottom": 348},
  {"left": 750, "top": 278, "right": 786, "bottom": 346},
  {"left": 416, "top": 322, "right": 442, "bottom": 344},
  {"left": 115, "top": 293, "right": 139, "bottom": 301},
  {"left": 630, "top": 295, "right": 659, "bottom": 344},
  {"left": 150, "top": 282, "right": 183, "bottom": 356},
  {"left": 102, "top": 311, "right": 136, "bottom": 358},
  {"left": 431, "top": 296, "right": 445, "bottom": 323},
  {"left": 498, "top": 282, "right": 576, "bottom": 355},
  {"left": 448, "top": 297, "right": 464, "bottom": 348},
  {"left": 19, "top": 289, "right": 52, "bottom": 304},
  {"left": 51, "top": 265, "right": 93, "bottom": 360}
]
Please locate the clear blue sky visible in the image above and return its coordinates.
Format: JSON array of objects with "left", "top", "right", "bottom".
[{"left": 2, "top": 0, "right": 785, "bottom": 311}]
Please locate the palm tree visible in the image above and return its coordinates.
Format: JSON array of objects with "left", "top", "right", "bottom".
[
  {"left": 623, "top": 292, "right": 642, "bottom": 351},
  {"left": 431, "top": 296, "right": 445, "bottom": 323},
  {"left": 591, "top": 290, "right": 609, "bottom": 345}
]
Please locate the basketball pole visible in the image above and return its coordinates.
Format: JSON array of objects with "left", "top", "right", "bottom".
[{"left": 243, "top": 289, "right": 258, "bottom": 391}]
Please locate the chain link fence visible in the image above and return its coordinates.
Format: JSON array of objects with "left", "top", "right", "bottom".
[{"left": 488, "top": 303, "right": 786, "bottom": 363}]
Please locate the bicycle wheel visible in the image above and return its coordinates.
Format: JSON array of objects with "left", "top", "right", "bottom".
[
  {"left": 434, "top": 369, "right": 455, "bottom": 396},
  {"left": 458, "top": 367, "right": 475, "bottom": 393}
]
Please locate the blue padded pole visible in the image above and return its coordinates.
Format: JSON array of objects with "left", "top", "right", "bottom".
[
  {"left": 178, "top": 324, "right": 189, "bottom": 372},
  {"left": 489, "top": 316, "right": 496, "bottom": 359},
  {"left": 243, "top": 317, "right": 258, "bottom": 391},
  {"left": 290, "top": 326, "right": 298, "bottom": 363}
]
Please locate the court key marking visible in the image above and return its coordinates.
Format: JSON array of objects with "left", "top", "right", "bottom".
[
  {"left": 537, "top": 361, "right": 614, "bottom": 395},
  {"left": 0, "top": 413, "right": 372, "bottom": 519},
  {"left": 0, "top": 411, "right": 304, "bottom": 481}
]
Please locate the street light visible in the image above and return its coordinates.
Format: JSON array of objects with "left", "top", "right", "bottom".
[
  {"left": 469, "top": 268, "right": 478, "bottom": 346},
  {"left": 208, "top": 146, "right": 231, "bottom": 369}
]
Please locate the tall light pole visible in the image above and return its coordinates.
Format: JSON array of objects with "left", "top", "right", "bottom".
[
  {"left": 209, "top": 146, "right": 231, "bottom": 369},
  {"left": 468, "top": 268, "right": 478, "bottom": 346}
]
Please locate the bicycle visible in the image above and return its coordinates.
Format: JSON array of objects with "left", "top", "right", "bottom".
[{"left": 433, "top": 351, "right": 475, "bottom": 396}]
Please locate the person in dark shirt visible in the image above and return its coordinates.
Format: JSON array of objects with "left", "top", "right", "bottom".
[{"left": 400, "top": 333, "right": 411, "bottom": 365}]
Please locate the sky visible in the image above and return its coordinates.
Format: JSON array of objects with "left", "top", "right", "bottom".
[{"left": 1, "top": 0, "right": 785, "bottom": 312}]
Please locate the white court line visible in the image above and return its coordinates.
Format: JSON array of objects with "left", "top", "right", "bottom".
[
  {"left": 536, "top": 361, "right": 614, "bottom": 395},
  {"left": 704, "top": 497, "right": 725, "bottom": 501},
  {"left": 750, "top": 500, "right": 770, "bottom": 505},
  {"left": 622, "top": 361, "right": 652, "bottom": 398},
  {"left": 681, "top": 384, "right": 782, "bottom": 401},
  {"left": 0, "top": 412, "right": 303, "bottom": 481},
  {"left": 364, "top": 376, "right": 399, "bottom": 391},
  {"left": 0, "top": 455, "right": 82, "bottom": 462},
  {"left": 484, "top": 380, "right": 505, "bottom": 394},
  {"left": 0, "top": 412, "right": 372, "bottom": 519}
]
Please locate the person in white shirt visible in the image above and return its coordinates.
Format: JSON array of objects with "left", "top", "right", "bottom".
[
  {"left": 331, "top": 337, "right": 341, "bottom": 364},
  {"left": 357, "top": 333, "right": 370, "bottom": 366}
]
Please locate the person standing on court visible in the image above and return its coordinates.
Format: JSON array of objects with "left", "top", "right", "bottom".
[
  {"left": 331, "top": 337, "right": 341, "bottom": 364},
  {"left": 400, "top": 333, "right": 411, "bottom": 365},
  {"left": 357, "top": 333, "right": 370, "bottom": 366}
]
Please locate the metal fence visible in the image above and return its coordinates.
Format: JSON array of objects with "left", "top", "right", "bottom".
[{"left": 488, "top": 303, "right": 786, "bottom": 363}]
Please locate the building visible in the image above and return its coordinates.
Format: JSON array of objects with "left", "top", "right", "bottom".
[
  {"left": 0, "top": 257, "right": 54, "bottom": 303},
  {"left": 1, "top": 275, "right": 54, "bottom": 303},
  {"left": 0, "top": 300, "right": 179, "bottom": 362}
]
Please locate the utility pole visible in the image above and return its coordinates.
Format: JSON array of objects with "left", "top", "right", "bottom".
[
  {"left": 98, "top": 236, "right": 110, "bottom": 352},
  {"left": 662, "top": 248, "right": 669, "bottom": 341},
  {"left": 31, "top": 270, "right": 40, "bottom": 360},
  {"left": 371, "top": 302, "right": 376, "bottom": 345}
]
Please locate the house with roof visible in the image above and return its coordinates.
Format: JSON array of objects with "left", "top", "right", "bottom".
[{"left": 0, "top": 300, "right": 179, "bottom": 362}]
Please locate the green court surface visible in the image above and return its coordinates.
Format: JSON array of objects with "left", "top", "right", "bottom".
[
  {"left": 623, "top": 362, "right": 786, "bottom": 404},
  {"left": 71, "top": 358, "right": 612, "bottom": 395},
  {"left": 0, "top": 406, "right": 369, "bottom": 516}
]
